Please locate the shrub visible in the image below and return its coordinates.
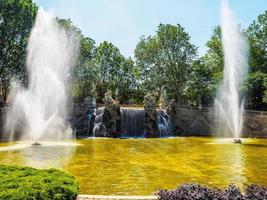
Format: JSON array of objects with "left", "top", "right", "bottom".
[
  {"left": 155, "top": 184, "right": 267, "bottom": 200},
  {"left": 244, "top": 184, "right": 267, "bottom": 200},
  {"left": 0, "top": 165, "right": 79, "bottom": 200},
  {"left": 155, "top": 184, "right": 226, "bottom": 200}
]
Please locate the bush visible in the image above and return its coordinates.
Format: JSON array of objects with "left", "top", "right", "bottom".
[
  {"left": 155, "top": 184, "right": 267, "bottom": 200},
  {"left": 244, "top": 184, "right": 267, "bottom": 200},
  {"left": 0, "top": 165, "right": 79, "bottom": 200}
]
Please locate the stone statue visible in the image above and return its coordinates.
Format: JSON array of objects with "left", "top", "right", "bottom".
[
  {"left": 143, "top": 92, "right": 158, "bottom": 138},
  {"left": 74, "top": 84, "right": 97, "bottom": 137},
  {"left": 159, "top": 86, "right": 167, "bottom": 109},
  {"left": 166, "top": 99, "right": 177, "bottom": 116},
  {"left": 89, "top": 83, "right": 97, "bottom": 97},
  {"left": 143, "top": 92, "right": 157, "bottom": 110},
  {"left": 84, "top": 83, "right": 97, "bottom": 107},
  {"left": 166, "top": 99, "right": 177, "bottom": 135},
  {"left": 94, "top": 90, "right": 121, "bottom": 138},
  {"left": 103, "top": 90, "right": 117, "bottom": 105}
]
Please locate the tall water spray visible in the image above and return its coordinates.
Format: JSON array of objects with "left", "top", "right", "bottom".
[
  {"left": 215, "top": 0, "right": 248, "bottom": 141},
  {"left": 5, "top": 9, "right": 78, "bottom": 143}
]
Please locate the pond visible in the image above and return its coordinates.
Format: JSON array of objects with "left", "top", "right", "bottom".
[{"left": 0, "top": 137, "right": 267, "bottom": 195}]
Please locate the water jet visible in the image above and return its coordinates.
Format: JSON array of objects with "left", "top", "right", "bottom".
[
  {"left": 5, "top": 8, "right": 78, "bottom": 143},
  {"left": 215, "top": 0, "right": 248, "bottom": 140}
]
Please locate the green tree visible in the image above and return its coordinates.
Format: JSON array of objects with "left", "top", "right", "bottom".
[
  {"left": 247, "top": 11, "right": 267, "bottom": 73},
  {"left": 57, "top": 18, "right": 98, "bottom": 101},
  {"left": 92, "top": 41, "right": 142, "bottom": 103},
  {"left": 0, "top": 0, "right": 37, "bottom": 101},
  {"left": 57, "top": 18, "right": 83, "bottom": 38},
  {"left": 94, "top": 41, "right": 123, "bottom": 102},
  {"left": 185, "top": 59, "right": 217, "bottom": 106},
  {"left": 246, "top": 11, "right": 267, "bottom": 109},
  {"left": 243, "top": 72, "right": 267, "bottom": 109},
  {"left": 135, "top": 23, "right": 197, "bottom": 103},
  {"left": 95, "top": 41, "right": 124, "bottom": 83},
  {"left": 115, "top": 57, "right": 142, "bottom": 103},
  {"left": 188, "top": 26, "right": 225, "bottom": 106},
  {"left": 72, "top": 37, "right": 97, "bottom": 100},
  {"left": 203, "top": 26, "right": 224, "bottom": 84}
]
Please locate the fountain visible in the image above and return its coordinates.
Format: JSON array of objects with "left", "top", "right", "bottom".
[
  {"left": 5, "top": 9, "right": 78, "bottom": 144},
  {"left": 91, "top": 89, "right": 173, "bottom": 138},
  {"left": 215, "top": 0, "right": 249, "bottom": 143}
]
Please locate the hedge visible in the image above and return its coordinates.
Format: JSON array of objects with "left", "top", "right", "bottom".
[
  {"left": 155, "top": 183, "right": 267, "bottom": 200},
  {"left": 0, "top": 165, "right": 79, "bottom": 200}
]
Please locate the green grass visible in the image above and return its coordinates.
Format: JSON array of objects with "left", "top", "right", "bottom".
[{"left": 0, "top": 165, "right": 79, "bottom": 200}]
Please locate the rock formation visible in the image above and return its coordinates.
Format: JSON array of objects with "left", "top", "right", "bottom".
[
  {"left": 143, "top": 93, "right": 158, "bottom": 138},
  {"left": 71, "top": 84, "right": 97, "bottom": 138},
  {"left": 94, "top": 90, "right": 121, "bottom": 137},
  {"left": 166, "top": 99, "right": 177, "bottom": 119},
  {"left": 166, "top": 99, "right": 178, "bottom": 135}
]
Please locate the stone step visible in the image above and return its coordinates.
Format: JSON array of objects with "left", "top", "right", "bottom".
[{"left": 77, "top": 195, "right": 158, "bottom": 200}]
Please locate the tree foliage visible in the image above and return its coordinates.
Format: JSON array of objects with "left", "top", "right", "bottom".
[
  {"left": 246, "top": 11, "right": 267, "bottom": 109},
  {"left": 95, "top": 41, "right": 140, "bottom": 103},
  {"left": 0, "top": 0, "right": 37, "bottom": 101},
  {"left": 57, "top": 18, "right": 97, "bottom": 101},
  {"left": 190, "top": 26, "right": 224, "bottom": 106},
  {"left": 0, "top": 2, "right": 266, "bottom": 109},
  {"left": 135, "top": 24, "right": 197, "bottom": 102},
  {"left": 185, "top": 59, "right": 217, "bottom": 106}
]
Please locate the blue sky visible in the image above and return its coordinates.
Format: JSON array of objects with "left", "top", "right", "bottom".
[{"left": 33, "top": 0, "right": 267, "bottom": 57}]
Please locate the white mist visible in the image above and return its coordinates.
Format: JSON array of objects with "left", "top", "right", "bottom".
[
  {"left": 5, "top": 9, "right": 78, "bottom": 143},
  {"left": 215, "top": 0, "right": 249, "bottom": 140}
]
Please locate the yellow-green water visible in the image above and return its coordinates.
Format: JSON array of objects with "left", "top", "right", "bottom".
[{"left": 0, "top": 137, "right": 267, "bottom": 195}]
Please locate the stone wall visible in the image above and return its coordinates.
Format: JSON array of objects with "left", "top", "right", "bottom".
[
  {"left": 69, "top": 103, "right": 91, "bottom": 138},
  {"left": 174, "top": 105, "right": 267, "bottom": 138},
  {"left": 1, "top": 104, "right": 267, "bottom": 139}
]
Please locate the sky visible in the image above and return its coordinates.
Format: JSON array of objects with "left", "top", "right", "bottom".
[{"left": 33, "top": 0, "right": 267, "bottom": 57}]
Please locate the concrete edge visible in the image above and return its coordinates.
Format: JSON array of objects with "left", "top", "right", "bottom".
[{"left": 77, "top": 194, "right": 158, "bottom": 200}]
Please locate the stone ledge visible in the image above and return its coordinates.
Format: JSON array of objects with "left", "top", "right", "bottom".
[{"left": 77, "top": 195, "right": 158, "bottom": 200}]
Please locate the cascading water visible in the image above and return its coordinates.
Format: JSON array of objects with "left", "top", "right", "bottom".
[
  {"left": 215, "top": 0, "right": 248, "bottom": 141},
  {"left": 92, "top": 108, "right": 104, "bottom": 137},
  {"left": 92, "top": 107, "right": 172, "bottom": 138},
  {"left": 121, "top": 108, "right": 145, "bottom": 137},
  {"left": 5, "top": 9, "right": 78, "bottom": 143},
  {"left": 157, "top": 110, "right": 173, "bottom": 137}
]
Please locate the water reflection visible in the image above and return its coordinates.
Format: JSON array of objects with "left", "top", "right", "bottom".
[
  {"left": 0, "top": 141, "right": 77, "bottom": 168},
  {"left": 0, "top": 138, "right": 267, "bottom": 195}
]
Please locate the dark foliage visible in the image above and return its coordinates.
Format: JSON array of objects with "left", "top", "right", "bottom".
[
  {"left": 244, "top": 184, "right": 267, "bottom": 200},
  {"left": 155, "top": 184, "right": 267, "bottom": 200}
]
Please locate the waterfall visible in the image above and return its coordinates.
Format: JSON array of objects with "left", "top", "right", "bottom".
[
  {"left": 92, "top": 108, "right": 173, "bottom": 138},
  {"left": 92, "top": 108, "right": 104, "bottom": 137},
  {"left": 120, "top": 109, "right": 145, "bottom": 137},
  {"left": 157, "top": 110, "right": 173, "bottom": 137}
]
